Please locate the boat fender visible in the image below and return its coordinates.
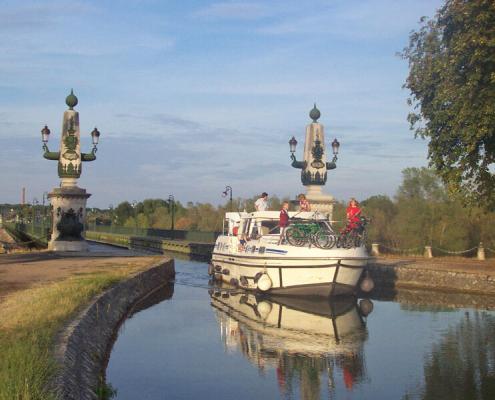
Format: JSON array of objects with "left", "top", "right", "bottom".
[
  {"left": 256, "top": 301, "right": 272, "bottom": 320},
  {"left": 257, "top": 274, "right": 272, "bottom": 292},
  {"left": 208, "top": 263, "right": 215, "bottom": 275},
  {"left": 222, "top": 268, "right": 230, "bottom": 275},
  {"left": 360, "top": 272, "right": 375, "bottom": 293},
  {"left": 214, "top": 273, "right": 223, "bottom": 281},
  {"left": 230, "top": 278, "right": 239, "bottom": 287},
  {"left": 214, "top": 265, "right": 222, "bottom": 272},
  {"left": 240, "top": 276, "right": 249, "bottom": 286},
  {"left": 359, "top": 299, "right": 374, "bottom": 316},
  {"left": 253, "top": 272, "right": 263, "bottom": 283}
]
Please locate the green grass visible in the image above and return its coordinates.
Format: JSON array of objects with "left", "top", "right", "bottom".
[{"left": 0, "top": 264, "right": 152, "bottom": 400}]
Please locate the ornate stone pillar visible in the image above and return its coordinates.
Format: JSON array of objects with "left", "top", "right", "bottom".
[
  {"left": 41, "top": 90, "right": 100, "bottom": 252},
  {"left": 290, "top": 105, "right": 339, "bottom": 218}
]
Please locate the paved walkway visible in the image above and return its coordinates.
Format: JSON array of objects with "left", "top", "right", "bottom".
[{"left": 0, "top": 242, "right": 162, "bottom": 299}]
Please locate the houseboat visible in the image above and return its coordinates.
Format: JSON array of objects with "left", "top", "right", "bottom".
[{"left": 210, "top": 211, "right": 372, "bottom": 296}]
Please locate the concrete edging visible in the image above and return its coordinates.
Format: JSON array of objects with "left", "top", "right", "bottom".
[
  {"left": 368, "top": 262, "right": 495, "bottom": 295},
  {"left": 51, "top": 258, "right": 175, "bottom": 400}
]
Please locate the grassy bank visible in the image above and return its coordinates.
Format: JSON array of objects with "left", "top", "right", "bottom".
[{"left": 0, "top": 260, "right": 159, "bottom": 400}]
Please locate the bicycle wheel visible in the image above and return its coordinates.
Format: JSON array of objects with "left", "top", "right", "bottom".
[
  {"left": 286, "top": 227, "right": 306, "bottom": 247},
  {"left": 353, "top": 234, "right": 362, "bottom": 248},
  {"left": 343, "top": 232, "right": 356, "bottom": 249},
  {"left": 312, "top": 231, "right": 328, "bottom": 248},
  {"left": 326, "top": 234, "right": 337, "bottom": 249}
]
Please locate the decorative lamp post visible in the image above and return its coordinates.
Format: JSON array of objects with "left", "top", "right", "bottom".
[
  {"left": 222, "top": 186, "right": 233, "bottom": 212},
  {"left": 40, "top": 90, "right": 101, "bottom": 251},
  {"left": 41, "top": 192, "right": 48, "bottom": 237},
  {"left": 32, "top": 198, "right": 39, "bottom": 233},
  {"left": 289, "top": 104, "right": 339, "bottom": 217},
  {"left": 289, "top": 136, "right": 298, "bottom": 154},
  {"left": 131, "top": 200, "right": 138, "bottom": 234},
  {"left": 168, "top": 195, "right": 175, "bottom": 235}
]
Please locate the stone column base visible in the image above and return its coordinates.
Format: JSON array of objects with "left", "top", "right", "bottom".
[
  {"left": 49, "top": 240, "right": 89, "bottom": 252},
  {"left": 48, "top": 186, "right": 91, "bottom": 252},
  {"left": 305, "top": 189, "right": 335, "bottom": 219}
]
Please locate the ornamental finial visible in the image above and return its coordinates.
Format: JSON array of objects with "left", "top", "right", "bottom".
[
  {"left": 309, "top": 103, "right": 320, "bottom": 123},
  {"left": 65, "top": 89, "right": 78, "bottom": 110}
]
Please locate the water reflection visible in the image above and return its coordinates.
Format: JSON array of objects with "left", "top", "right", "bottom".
[
  {"left": 127, "top": 282, "right": 175, "bottom": 319},
  {"left": 210, "top": 291, "right": 372, "bottom": 399},
  {"left": 406, "top": 311, "right": 495, "bottom": 400}
]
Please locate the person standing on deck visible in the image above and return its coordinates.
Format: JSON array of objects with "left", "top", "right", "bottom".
[
  {"left": 255, "top": 192, "right": 269, "bottom": 211},
  {"left": 278, "top": 202, "right": 290, "bottom": 245},
  {"left": 298, "top": 194, "right": 311, "bottom": 212},
  {"left": 346, "top": 198, "right": 362, "bottom": 231},
  {"left": 254, "top": 192, "right": 268, "bottom": 237}
]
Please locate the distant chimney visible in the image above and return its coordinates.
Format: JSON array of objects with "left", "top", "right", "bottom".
[{"left": 22, "top": 187, "right": 25, "bottom": 205}]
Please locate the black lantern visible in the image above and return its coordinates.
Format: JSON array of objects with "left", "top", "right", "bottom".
[
  {"left": 91, "top": 127, "right": 100, "bottom": 146},
  {"left": 289, "top": 136, "right": 298, "bottom": 153},
  {"left": 331, "top": 138, "right": 340, "bottom": 155},
  {"left": 41, "top": 125, "right": 51, "bottom": 143}
]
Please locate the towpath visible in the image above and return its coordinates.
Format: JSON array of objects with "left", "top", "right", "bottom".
[{"left": 0, "top": 242, "right": 162, "bottom": 299}]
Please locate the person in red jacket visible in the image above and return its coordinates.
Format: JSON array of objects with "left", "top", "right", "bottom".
[
  {"left": 346, "top": 198, "right": 362, "bottom": 231},
  {"left": 278, "top": 201, "right": 290, "bottom": 245}
]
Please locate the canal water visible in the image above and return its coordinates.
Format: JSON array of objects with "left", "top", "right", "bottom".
[{"left": 106, "top": 258, "right": 495, "bottom": 400}]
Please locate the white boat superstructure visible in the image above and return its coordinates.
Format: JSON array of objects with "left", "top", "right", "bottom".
[{"left": 210, "top": 211, "right": 371, "bottom": 296}]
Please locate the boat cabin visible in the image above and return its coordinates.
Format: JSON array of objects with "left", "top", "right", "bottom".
[{"left": 223, "top": 211, "right": 330, "bottom": 240}]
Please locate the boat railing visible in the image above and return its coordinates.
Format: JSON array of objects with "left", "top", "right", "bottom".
[{"left": 283, "top": 216, "right": 369, "bottom": 249}]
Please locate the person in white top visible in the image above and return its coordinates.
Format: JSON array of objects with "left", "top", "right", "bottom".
[
  {"left": 254, "top": 192, "right": 268, "bottom": 236},
  {"left": 254, "top": 192, "right": 268, "bottom": 211}
]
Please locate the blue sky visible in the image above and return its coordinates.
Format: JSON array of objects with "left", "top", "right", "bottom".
[{"left": 0, "top": 0, "right": 443, "bottom": 208}]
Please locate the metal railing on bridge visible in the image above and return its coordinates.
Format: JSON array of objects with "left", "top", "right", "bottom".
[{"left": 86, "top": 225, "right": 221, "bottom": 244}]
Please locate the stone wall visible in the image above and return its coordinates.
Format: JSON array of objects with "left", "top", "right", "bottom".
[
  {"left": 51, "top": 258, "right": 175, "bottom": 400},
  {"left": 367, "top": 262, "right": 495, "bottom": 295}
]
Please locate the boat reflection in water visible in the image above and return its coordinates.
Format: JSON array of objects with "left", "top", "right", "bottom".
[{"left": 210, "top": 290, "right": 373, "bottom": 398}]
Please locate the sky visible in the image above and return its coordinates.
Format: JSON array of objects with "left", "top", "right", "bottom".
[{"left": 0, "top": 0, "right": 444, "bottom": 208}]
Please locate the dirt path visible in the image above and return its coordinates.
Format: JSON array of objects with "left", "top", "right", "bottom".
[{"left": 0, "top": 249, "right": 163, "bottom": 300}]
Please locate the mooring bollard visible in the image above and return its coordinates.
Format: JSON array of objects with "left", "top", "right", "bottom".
[
  {"left": 424, "top": 245, "right": 433, "bottom": 258},
  {"left": 371, "top": 243, "right": 380, "bottom": 256},
  {"left": 477, "top": 242, "right": 485, "bottom": 261}
]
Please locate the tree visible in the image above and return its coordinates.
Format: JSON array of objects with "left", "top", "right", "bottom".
[
  {"left": 114, "top": 201, "right": 133, "bottom": 225},
  {"left": 402, "top": 0, "right": 495, "bottom": 208}
]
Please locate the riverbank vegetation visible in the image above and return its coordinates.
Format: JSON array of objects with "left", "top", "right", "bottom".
[
  {"left": 82, "top": 167, "right": 495, "bottom": 254},
  {"left": 402, "top": 0, "right": 495, "bottom": 208},
  {"left": 0, "top": 259, "right": 159, "bottom": 400}
]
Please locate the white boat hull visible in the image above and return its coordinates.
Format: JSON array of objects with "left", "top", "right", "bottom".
[{"left": 211, "top": 236, "right": 369, "bottom": 297}]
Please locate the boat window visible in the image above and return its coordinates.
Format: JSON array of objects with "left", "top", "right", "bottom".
[
  {"left": 243, "top": 219, "right": 251, "bottom": 235},
  {"left": 261, "top": 220, "right": 279, "bottom": 235}
]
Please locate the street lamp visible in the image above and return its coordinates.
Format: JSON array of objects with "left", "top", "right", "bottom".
[
  {"left": 32, "top": 198, "right": 39, "bottom": 233},
  {"left": 289, "top": 136, "right": 298, "bottom": 154},
  {"left": 109, "top": 204, "right": 114, "bottom": 232},
  {"left": 168, "top": 195, "right": 175, "bottom": 237},
  {"left": 41, "top": 125, "right": 50, "bottom": 151},
  {"left": 42, "top": 192, "right": 49, "bottom": 238},
  {"left": 91, "top": 128, "right": 100, "bottom": 152},
  {"left": 331, "top": 138, "right": 340, "bottom": 162},
  {"left": 222, "top": 186, "right": 233, "bottom": 212},
  {"left": 131, "top": 200, "right": 138, "bottom": 234}
]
